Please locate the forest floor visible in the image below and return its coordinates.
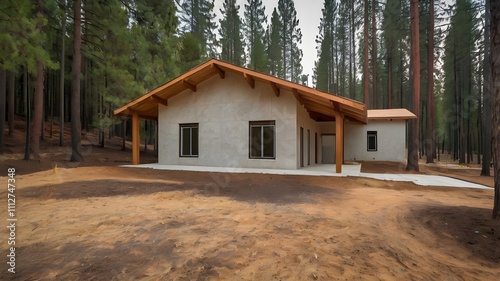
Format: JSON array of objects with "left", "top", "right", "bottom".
[{"left": 0, "top": 117, "right": 498, "bottom": 280}]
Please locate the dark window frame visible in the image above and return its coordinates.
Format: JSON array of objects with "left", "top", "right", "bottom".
[
  {"left": 249, "top": 120, "right": 276, "bottom": 159},
  {"left": 367, "top": 131, "right": 378, "bottom": 152},
  {"left": 179, "top": 123, "right": 199, "bottom": 157}
]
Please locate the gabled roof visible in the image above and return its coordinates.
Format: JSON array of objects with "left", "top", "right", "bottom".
[
  {"left": 367, "top": 109, "right": 417, "bottom": 120},
  {"left": 114, "top": 59, "right": 367, "bottom": 123}
]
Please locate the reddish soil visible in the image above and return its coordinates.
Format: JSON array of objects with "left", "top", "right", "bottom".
[{"left": 0, "top": 118, "right": 498, "bottom": 280}]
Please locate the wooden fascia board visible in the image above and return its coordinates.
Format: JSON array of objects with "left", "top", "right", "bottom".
[
  {"left": 243, "top": 72, "right": 255, "bottom": 89},
  {"left": 150, "top": 95, "right": 168, "bottom": 107},
  {"left": 368, "top": 117, "right": 416, "bottom": 121}
]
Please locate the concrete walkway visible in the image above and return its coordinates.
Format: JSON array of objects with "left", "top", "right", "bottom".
[{"left": 123, "top": 163, "right": 490, "bottom": 190}]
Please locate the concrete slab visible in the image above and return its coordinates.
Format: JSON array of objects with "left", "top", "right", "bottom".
[
  {"left": 122, "top": 163, "right": 490, "bottom": 190},
  {"left": 123, "top": 163, "right": 361, "bottom": 177}
]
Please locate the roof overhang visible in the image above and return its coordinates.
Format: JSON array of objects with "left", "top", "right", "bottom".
[
  {"left": 367, "top": 109, "right": 417, "bottom": 121},
  {"left": 114, "top": 59, "right": 368, "bottom": 123}
]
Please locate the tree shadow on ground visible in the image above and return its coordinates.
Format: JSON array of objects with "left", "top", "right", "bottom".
[
  {"left": 1, "top": 236, "right": 224, "bottom": 280},
  {"left": 410, "top": 205, "right": 500, "bottom": 264},
  {"left": 17, "top": 170, "right": 347, "bottom": 205}
]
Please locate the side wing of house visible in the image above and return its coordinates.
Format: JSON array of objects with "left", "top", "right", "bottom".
[
  {"left": 345, "top": 120, "right": 407, "bottom": 162},
  {"left": 344, "top": 109, "right": 417, "bottom": 162}
]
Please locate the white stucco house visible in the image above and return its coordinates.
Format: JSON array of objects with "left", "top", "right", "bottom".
[{"left": 114, "top": 59, "right": 416, "bottom": 173}]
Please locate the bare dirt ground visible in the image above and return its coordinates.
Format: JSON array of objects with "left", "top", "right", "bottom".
[{"left": 0, "top": 118, "right": 498, "bottom": 280}]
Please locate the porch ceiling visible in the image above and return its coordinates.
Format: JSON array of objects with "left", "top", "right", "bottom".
[{"left": 114, "top": 59, "right": 368, "bottom": 123}]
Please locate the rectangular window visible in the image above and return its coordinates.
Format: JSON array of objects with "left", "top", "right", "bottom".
[
  {"left": 180, "top": 124, "right": 199, "bottom": 157},
  {"left": 367, "top": 131, "right": 377, "bottom": 151},
  {"left": 249, "top": 121, "right": 275, "bottom": 159}
]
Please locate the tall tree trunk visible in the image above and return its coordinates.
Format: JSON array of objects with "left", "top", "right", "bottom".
[
  {"left": 426, "top": 0, "right": 435, "bottom": 164},
  {"left": 23, "top": 71, "right": 30, "bottom": 160},
  {"left": 364, "top": 0, "right": 370, "bottom": 107},
  {"left": 122, "top": 119, "right": 126, "bottom": 151},
  {"left": 32, "top": 60, "right": 44, "bottom": 158},
  {"left": 407, "top": 0, "right": 420, "bottom": 171},
  {"left": 8, "top": 71, "right": 15, "bottom": 135},
  {"left": 350, "top": 0, "right": 356, "bottom": 100},
  {"left": 32, "top": 0, "right": 47, "bottom": 158},
  {"left": 371, "top": 0, "right": 378, "bottom": 109},
  {"left": 60, "top": 0, "right": 66, "bottom": 146},
  {"left": 482, "top": 0, "right": 492, "bottom": 176},
  {"left": 0, "top": 69, "right": 6, "bottom": 154},
  {"left": 491, "top": 0, "right": 500, "bottom": 219},
  {"left": 70, "top": 0, "right": 83, "bottom": 162},
  {"left": 388, "top": 56, "right": 392, "bottom": 109}
]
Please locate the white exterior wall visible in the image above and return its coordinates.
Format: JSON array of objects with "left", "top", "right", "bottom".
[
  {"left": 158, "top": 72, "right": 298, "bottom": 169},
  {"left": 344, "top": 120, "right": 407, "bottom": 162}
]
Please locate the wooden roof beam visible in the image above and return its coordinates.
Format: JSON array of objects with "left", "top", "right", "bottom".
[
  {"left": 271, "top": 82, "right": 280, "bottom": 97},
  {"left": 244, "top": 73, "right": 255, "bottom": 89},
  {"left": 150, "top": 95, "right": 169, "bottom": 107},
  {"left": 183, "top": 79, "right": 197, "bottom": 92},
  {"left": 304, "top": 104, "right": 335, "bottom": 117},
  {"left": 212, "top": 63, "right": 225, "bottom": 79}
]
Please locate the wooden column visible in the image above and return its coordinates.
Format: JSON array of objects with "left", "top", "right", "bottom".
[
  {"left": 132, "top": 111, "right": 140, "bottom": 165},
  {"left": 335, "top": 111, "right": 344, "bottom": 173}
]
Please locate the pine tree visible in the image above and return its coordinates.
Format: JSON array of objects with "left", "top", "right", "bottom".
[
  {"left": 244, "top": 0, "right": 268, "bottom": 72},
  {"left": 0, "top": 0, "right": 57, "bottom": 155},
  {"left": 176, "top": 0, "right": 218, "bottom": 58},
  {"left": 442, "top": 0, "right": 479, "bottom": 163},
  {"left": 482, "top": 0, "right": 492, "bottom": 176},
  {"left": 277, "top": 0, "right": 303, "bottom": 82},
  {"left": 314, "top": 0, "right": 336, "bottom": 93},
  {"left": 219, "top": 0, "right": 245, "bottom": 65},
  {"left": 407, "top": 0, "right": 420, "bottom": 171},
  {"left": 70, "top": 0, "right": 83, "bottom": 162},
  {"left": 267, "top": 8, "right": 283, "bottom": 78},
  {"left": 491, "top": 0, "right": 500, "bottom": 219}
]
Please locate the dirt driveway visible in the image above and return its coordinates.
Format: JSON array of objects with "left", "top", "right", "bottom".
[{"left": 0, "top": 163, "right": 499, "bottom": 280}]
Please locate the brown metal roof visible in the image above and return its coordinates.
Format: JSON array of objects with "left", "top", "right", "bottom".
[
  {"left": 367, "top": 109, "right": 417, "bottom": 120},
  {"left": 114, "top": 59, "right": 368, "bottom": 123}
]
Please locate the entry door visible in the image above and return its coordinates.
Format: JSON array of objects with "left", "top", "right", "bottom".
[{"left": 322, "top": 135, "right": 335, "bottom": 164}]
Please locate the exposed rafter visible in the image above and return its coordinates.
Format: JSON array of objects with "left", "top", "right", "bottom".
[
  {"left": 212, "top": 63, "right": 225, "bottom": 79},
  {"left": 292, "top": 88, "right": 303, "bottom": 105},
  {"left": 271, "top": 82, "right": 280, "bottom": 97},
  {"left": 183, "top": 79, "right": 197, "bottom": 92},
  {"left": 150, "top": 95, "right": 168, "bottom": 107},
  {"left": 244, "top": 73, "right": 255, "bottom": 89}
]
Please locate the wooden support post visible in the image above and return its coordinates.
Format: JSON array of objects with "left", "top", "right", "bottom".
[
  {"left": 335, "top": 111, "right": 344, "bottom": 173},
  {"left": 132, "top": 111, "right": 140, "bottom": 165}
]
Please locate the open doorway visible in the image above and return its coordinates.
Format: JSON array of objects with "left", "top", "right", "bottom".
[{"left": 321, "top": 134, "right": 335, "bottom": 164}]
